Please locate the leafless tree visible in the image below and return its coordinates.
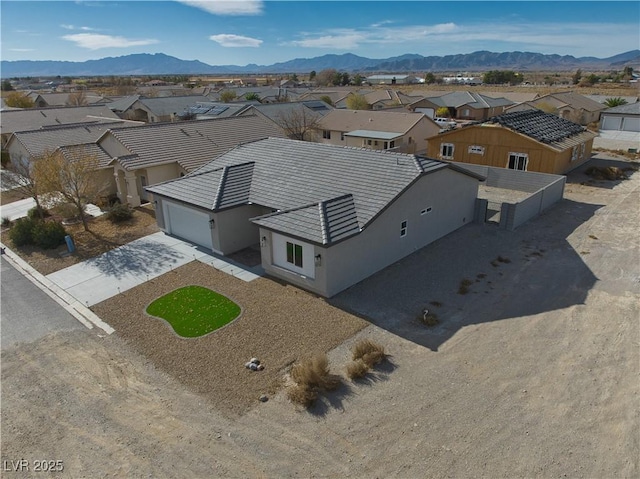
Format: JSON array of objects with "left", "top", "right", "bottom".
[{"left": 274, "top": 106, "right": 322, "bottom": 141}]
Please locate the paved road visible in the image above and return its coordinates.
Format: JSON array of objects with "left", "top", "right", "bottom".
[{"left": 1, "top": 257, "right": 85, "bottom": 349}]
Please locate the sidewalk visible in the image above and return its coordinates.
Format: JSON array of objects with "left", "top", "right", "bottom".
[{"left": 45, "top": 232, "right": 263, "bottom": 307}]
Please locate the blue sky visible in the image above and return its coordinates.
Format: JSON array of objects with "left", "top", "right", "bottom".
[{"left": 1, "top": 1, "right": 638, "bottom": 65}]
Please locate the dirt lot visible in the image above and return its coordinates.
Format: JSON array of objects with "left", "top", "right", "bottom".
[{"left": 1, "top": 154, "right": 638, "bottom": 478}]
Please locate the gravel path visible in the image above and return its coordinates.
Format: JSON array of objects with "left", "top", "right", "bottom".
[{"left": 91, "top": 262, "right": 368, "bottom": 416}]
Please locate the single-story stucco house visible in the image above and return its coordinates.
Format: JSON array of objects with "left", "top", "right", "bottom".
[{"left": 146, "top": 138, "right": 484, "bottom": 297}]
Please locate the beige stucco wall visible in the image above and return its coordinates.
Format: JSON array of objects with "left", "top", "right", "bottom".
[{"left": 215, "top": 205, "right": 272, "bottom": 255}]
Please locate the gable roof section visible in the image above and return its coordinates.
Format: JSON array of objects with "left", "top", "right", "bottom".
[
  {"left": 148, "top": 138, "right": 480, "bottom": 245},
  {"left": 8, "top": 121, "right": 139, "bottom": 158},
  {"left": 58, "top": 142, "right": 113, "bottom": 169},
  {"left": 102, "top": 115, "right": 286, "bottom": 172},
  {"left": 318, "top": 109, "right": 426, "bottom": 135},
  {"left": 536, "top": 92, "right": 606, "bottom": 113},
  {"left": 0, "top": 105, "right": 121, "bottom": 136},
  {"left": 132, "top": 95, "right": 211, "bottom": 117},
  {"left": 424, "top": 91, "right": 513, "bottom": 109},
  {"left": 602, "top": 102, "right": 640, "bottom": 115},
  {"left": 484, "top": 109, "right": 597, "bottom": 150}
]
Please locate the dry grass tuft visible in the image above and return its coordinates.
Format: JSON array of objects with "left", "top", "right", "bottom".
[
  {"left": 458, "top": 278, "right": 473, "bottom": 295},
  {"left": 352, "top": 339, "right": 385, "bottom": 362},
  {"left": 290, "top": 354, "right": 341, "bottom": 391},
  {"left": 346, "top": 360, "right": 369, "bottom": 380},
  {"left": 361, "top": 350, "right": 386, "bottom": 368},
  {"left": 286, "top": 384, "right": 318, "bottom": 408}
]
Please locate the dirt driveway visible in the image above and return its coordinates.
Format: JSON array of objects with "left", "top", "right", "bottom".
[{"left": 1, "top": 154, "right": 638, "bottom": 478}]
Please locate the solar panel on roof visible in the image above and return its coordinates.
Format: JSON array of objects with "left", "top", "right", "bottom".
[{"left": 206, "top": 106, "right": 229, "bottom": 116}]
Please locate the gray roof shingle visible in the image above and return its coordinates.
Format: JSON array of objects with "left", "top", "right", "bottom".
[
  {"left": 486, "top": 109, "right": 588, "bottom": 143},
  {"left": 103, "top": 115, "right": 286, "bottom": 172},
  {"left": 148, "top": 138, "right": 481, "bottom": 245}
]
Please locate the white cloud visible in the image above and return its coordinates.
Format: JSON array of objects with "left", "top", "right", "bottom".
[
  {"left": 176, "top": 0, "right": 263, "bottom": 16},
  {"left": 62, "top": 33, "right": 160, "bottom": 50},
  {"left": 209, "top": 34, "right": 262, "bottom": 47},
  {"left": 61, "top": 24, "right": 96, "bottom": 31},
  {"left": 10, "top": 48, "right": 35, "bottom": 52}
]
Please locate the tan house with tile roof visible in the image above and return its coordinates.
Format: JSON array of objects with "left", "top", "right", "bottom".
[
  {"left": 315, "top": 109, "right": 439, "bottom": 154},
  {"left": 506, "top": 91, "right": 606, "bottom": 125},
  {"left": 97, "top": 115, "right": 286, "bottom": 206}
]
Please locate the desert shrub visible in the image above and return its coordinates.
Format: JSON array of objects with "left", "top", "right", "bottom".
[
  {"left": 352, "top": 339, "right": 386, "bottom": 363},
  {"left": 27, "top": 205, "right": 50, "bottom": 220},
  {"left": 286, "top": 384, "right": 318, "bottom": 408},
  {"left": 32, "top": 221, "right": 67, "bottom": 249},
  {"left": 9, "top": 217, "right": 37, "bottom": 246},
  {"left": 361, "top": 350, "right": 386, "bottom": 368},
  {"left": 458, "top": 278, "right": 473, "bottom": 294},
  {"left": 106, "top": 203, "right": 134, "bottom": 223},
  {"left": 346, "top": 360, "right": 369, "bottom": 380},
  {"left": 290, "top": 354, "right": 340, "bottom": 391},
  {"left": 1, "top": 216, "right": 12, "bottom": 227},
  {"left": 52, "top": 202, "right": 79, "bottom": 220}
]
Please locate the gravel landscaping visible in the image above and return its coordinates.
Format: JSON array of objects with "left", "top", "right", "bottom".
[{"left": 91, "top": 261, "right": 368, "bottom": 416}]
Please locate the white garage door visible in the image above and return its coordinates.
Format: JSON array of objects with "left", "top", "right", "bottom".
[
  {"left": 601, "top": 116, "right": 622, "bottom": 131},
  {"left": 622, "top": 117, "right": 640, "bottom": 132},
  {"left": 164, "top": 201, "right": 213, "bottom": 250}
]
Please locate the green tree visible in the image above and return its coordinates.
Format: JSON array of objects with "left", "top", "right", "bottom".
[
  {"left": 424, "top": 72, "right": 436, "bottom": 84},
  {"left": 482, "top": 70, "right": 523, "bottom": 85},
  {"left": 435, "top": 107, "right": 450, "bottom": 118},
  {"left": 1, "top": 79, "right": 14, "bottom": 91},
  {"left": 352, "top": 74, "right": 364, "bottom": 86},
  {"left": 309, "top": 70, "right": 316, "bottom": 82},
  {"left": 219, "top": 90, "right": 237, "bottom": 102},
  {"left": 4, "top": 91, "right": 35, "bottom": 108},
  {"left": 340, "top": 72, "right": 351, "bottom": 86},
  {"left": 319, "top": 95, "right": 334, "bottom": 107},
  {"left": 604, "top": 97, "right": 628, "bottom": 107},
  {"left": 244, "top": 92, "right": 261, "bottom": 102},
  {"left": 345, "top": 93, "right": 370, "bottom": 110},
  {"left": 572, "top": 69, "right": 582, "bottom": 85}
]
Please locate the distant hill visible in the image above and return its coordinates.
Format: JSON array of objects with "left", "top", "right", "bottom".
[{"left": 2, "top": 50, "right": 638, "bottom": 77}]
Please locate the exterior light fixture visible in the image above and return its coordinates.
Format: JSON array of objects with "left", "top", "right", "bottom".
[
  {"left": 209, "top": 218, "right": 215, "bottom": 229},
  {"left": 314, "top": 254, "right": 322, "bottom": 266},
  {"left": 260, "top": 236, "right": 267, "bottom": 247}
]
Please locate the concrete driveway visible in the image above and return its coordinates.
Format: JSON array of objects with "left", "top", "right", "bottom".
[{"left": 45, "top": 232, "right": 262, "bottom": 307}]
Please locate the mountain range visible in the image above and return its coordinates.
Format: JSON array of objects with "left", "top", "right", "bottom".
[{"left": 2, "top": 50, "right": 639, "bottom": 77}]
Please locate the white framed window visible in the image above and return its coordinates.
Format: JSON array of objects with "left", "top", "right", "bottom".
[
  {"left": 507, "top": 152, "right": 528, "bottom": 171},
  {"left": 367, "top": 139, "right": 372, "bottom": 146},
  {"left": 571, "top": 146, "right": 579, "bottom": 162},
  {"left": 420, "top": 207, "right": 433, "bottom": 215},
  {"left": 400, "top": 220, "right": 408, "bottom": 237},
  {"left": 322, "top": 130, "right": 331, "bottom": 139},
  {"left": 286, "top": 241, "right": 303, "bottom": 268},
  {"left": 468, "top": 145, "right": 485, "bottom": 155},
  {"left": 441, "top": 143, "right": 454, "bottom": 159}
]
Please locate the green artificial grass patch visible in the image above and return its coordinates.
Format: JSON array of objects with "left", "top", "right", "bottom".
[{"left": 146, "top": 285, "right": 241, "bottom": 338}]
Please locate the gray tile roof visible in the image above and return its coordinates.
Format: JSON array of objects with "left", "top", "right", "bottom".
[
  {"left": 148, "top": 138, "right": 480, "bottom": 245},
  {"left": 102, "top": 115, "right": 286, "bottom": 172},
  {"left": 133, "top": 96, "right": 211, "bottom": 117},
  {"left": 344, "top": 130, "right": 402, "bottom": 140},
  {"left": 425, "top": 91, "right": 513, "bottom": 109},
  {"left": 0, "top": 105, "right": 121, "bottom": 136},
  {"left": 58, "top": 142, "right": 113, "bottom": 169},
  {"left": 602, "top": 102, "right": 640, "bottom": 114},
  {"left": 8, "top": 121, "right": 139, "bottom": 159}
]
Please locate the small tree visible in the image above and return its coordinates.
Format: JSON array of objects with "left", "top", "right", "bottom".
[
  {"left": 1, "top": 79, "right": 14, "bottom": 91},
  {"left": 315, "top": 68, "right": 338, "bottom": 87},
  {"left": 319, "top": 95, "right": 334, "bottom": 107},
  {"left": 604, "top": 97, "right": 628, "bottom": 108},
  {"left": 309, "top": 70, "right": 316, "bottom": 82},
  {"left": 274, "top": 107, "right": 321, "bottom": 141},
  {"left": 36, "top": 148, "right": 108, "bottom": 231},
  {"left": 3, "top": 155, "right": 50, "bottom": 219},
  {"left": 435, "top": 107, "right": 450, "bottom": 118},
  {"left": 345, "top": 93, "right": 370, "bottom": 110},
  {"left": 67, "top": 89, "right": 88, "bottom": 106},
  {"left": 219, "top": 90, "right": 237, "bottom": 102},
  {"left": 4, "top": 91, "right": 35, "bottom": 108},
  {"left": 352, "top": 74, "right": 364, "bottom": 86},
  {"left": 424, "top": 72, "right": 436, "bottom": 84},
  {"left": 572, "top": 69, "right": 582, "bottom": 85},
  {"left": 244, "top": 92, "right": 261, "bottom": 102}
]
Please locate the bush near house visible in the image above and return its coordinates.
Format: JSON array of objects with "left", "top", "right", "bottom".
[
  {"left": 8, "top": 217, "right": 67, "bottom": 249},
  {"left": 106, "top": 203, "right": 134, "bottom": 223}
]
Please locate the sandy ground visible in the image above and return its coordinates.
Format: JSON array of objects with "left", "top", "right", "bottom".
[{"left": 1, "top": 154, "right": 638, "bottom": 478}]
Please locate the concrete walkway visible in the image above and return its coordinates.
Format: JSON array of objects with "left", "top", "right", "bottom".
[
  {"left": 45, "top": 232, "right": 263, "bottom": 307},
  {"left": 0, "top": 197, "right": 104, "bottom": 221}
]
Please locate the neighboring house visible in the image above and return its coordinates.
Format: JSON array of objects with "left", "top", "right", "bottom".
[
  {"left": 584, "top": 94, "right": 639, "bottom": 105},
  {"left": 480, "top": 91, "right": 541, "bottom": 104},
  {"left": 315, "top": 109, "right": 439, "bottom": 154},
  {"left": 25, "top": 91, "right": 106, "bottom": 107},
  {"left": 178, "top": 102, "right": 250, "bottom": 120},
  {"left": 334, "top": 90, "right": 407, "bottom": 110},
  {"left": 408, "top": 91, "right": 514, "bottom": 121},
  {"left": 599, "top": 102, "right": 640, "bottom": 132},
  {"left": 0, "top": 105, "right": 121, "bottom": 148},
  {"left": 58, "top": 142, "right": 119, "bottom": 202},
  {"left": 235, "top": 101, "right": 333, "bottom": 140},
  {"left": 426, "top": 109, "right": 597, "bottom": 175},
  {"left": 506, "top": 91, "right": 607, "bottom": 125},
  {"left": 366, "top": 75, "right": 420, "bottom": 85},
  {"left": 5, "top": 121, "right": 140, "bottom": 167},
  {"left": 97, "top": 115, "right": 287, "bottom": 206},
  {"left": 146, "top": 138, "right": 483, "bottom": 298},
  {"left": 118, "top": 95, "right": 211, "bottom": 123}
]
